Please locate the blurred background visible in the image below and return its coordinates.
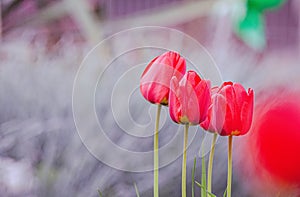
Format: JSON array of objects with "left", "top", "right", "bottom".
[{"left": 1, "top": 0, "right": 300, "bottom": 196}]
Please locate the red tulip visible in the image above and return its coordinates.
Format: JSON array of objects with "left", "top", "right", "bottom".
[
  {"left": 169, "top": 70, "right": 211, "bottom": 125},
  {"left": 140, "top": 51, "right": 186, "bottom": 105},
  {"left": 201, "top": 82, "right": 254, "bottom": 136}
]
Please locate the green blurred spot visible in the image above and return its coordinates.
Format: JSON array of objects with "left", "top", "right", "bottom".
[
  {"left": 248, "top": 0, "right": 286, "bottom": 11},
  {"left": 235, "top": 8, "right": 266, "bottom": 51}
]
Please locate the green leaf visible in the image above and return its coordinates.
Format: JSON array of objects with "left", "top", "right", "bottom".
[
  {"left": 134, "top": 182, "right": 140, "bottom": 197},
  {"left": 195, "top": 181, "right": 216, "bottom": 197},
  {"left": 223, "top": 187, "right": 227, "bottom": 197},
  {"left": 97, "top": 189, "right": 103, "bottom": 197},
  {"left": 201, "top": 153, "right": 207, "bottom": 197},
  {"left": 192, "top": 157, "right": 196, "bottom": 197}
]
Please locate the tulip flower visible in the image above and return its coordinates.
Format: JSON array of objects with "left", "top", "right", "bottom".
[
  {"left": 201, "top": 81, "right": 254, "bottom": 136},
  {"left": 140, "top": 51, "right": 186, "bottom": 197},
  {"left": 140, "top": 51, "right": 186, "bottom": 105},
  {"left": 169, "top": 70, "right": 211, "bottom": 197},
  {"left": 201, "top": 81, "right": 254, "bottom": 197},
  {"left": 169, "top": 70, "right": 211, "bottom": 125}
]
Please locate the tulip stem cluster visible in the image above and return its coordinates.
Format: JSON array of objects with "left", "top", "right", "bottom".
[
  {"left": 207, "top": 133, "right": 217, "bottom": 193},
  {"left": 182, "top": 124, "right": 189, "bottom": 197},
  {"left": 154, "top": 104, "right": 161, "bottom": 197},
  {"left": 227, "top": 135, "right": 233, "bottom": 197},
  {"left": 140, "top": 51, "right": 254, "bottom": 197}
]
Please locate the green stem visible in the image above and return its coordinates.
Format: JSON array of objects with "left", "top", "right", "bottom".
[
  {"left": 201, "top": 144, "right": 207, "bottom": 197},
  {"left": 192, "top": 157, "right": 196, "bottom": 197},
  {"left": 154, "top": 104, "right": 161, "bottom": 197},
  {"left": 207, "top": 133, "right": 217, "bottom": 193},
  {"left": 182, "top": 124, "right": 189, "bottom": 197},
  {"left": 227, "top": 135, "right": 233, "bottom": 197}
]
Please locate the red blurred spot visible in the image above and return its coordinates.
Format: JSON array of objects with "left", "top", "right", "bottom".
[
  {"left": 239, "top": 92, "right": 300, "bottom": 195},
  {"left": 256, "top": 99, "right": 300, "bottom": 185}
]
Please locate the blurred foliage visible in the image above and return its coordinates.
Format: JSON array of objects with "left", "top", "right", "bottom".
[
  {"left": 235, "top": 0, "right": 286, "bottom": 51},
  {"left": 236, "top": 8, "right": 265, "bottom": 51},
  {"left": 248, "top": 0, "right": 286, "bottom": 11}
]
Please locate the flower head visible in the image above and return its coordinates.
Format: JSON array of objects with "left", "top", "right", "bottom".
[
  {"left": 201, "top": 82, "right": 254, "bottom": 136},
  {"left": 169, "top": 70, "right": 211, "bottom": 125},
  {"left": 140, "top": 51, "right": 186, "bottom": 105}
]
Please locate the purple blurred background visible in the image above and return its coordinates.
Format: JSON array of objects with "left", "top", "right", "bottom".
[{"left": 1, "top": 0, "right": 300, "bottom": 196}]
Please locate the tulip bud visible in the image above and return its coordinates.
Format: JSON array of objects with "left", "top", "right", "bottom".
[
  {"left": 140, "top": 51, "right": 186, "bottom": 105},
  {"left": 169, "top": 70, "right": 211, "bottom": 125},
  {"left": 201, "top": 82, "right": 254, "bottom": 136}
]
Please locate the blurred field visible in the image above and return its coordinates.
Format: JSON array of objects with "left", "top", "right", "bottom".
[{"left": 1, "top": 0, "right": 300, "bottom": 197}]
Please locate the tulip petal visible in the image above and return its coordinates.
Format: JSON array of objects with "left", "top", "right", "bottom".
[
  {"left": 169, "top": 76, "right": 181, "bottom": 123},
  {"left": 240, "top": 89, "right": 254, "bottom": 135},
  {"left": 221, "top": 84, "right": 236, "bottom": 135},
  {"left": 196, "top": 80, "right": 211, "bottom": 123},
  {"left": 212, "top": 93, "right": 227, "bottom": 133}
]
